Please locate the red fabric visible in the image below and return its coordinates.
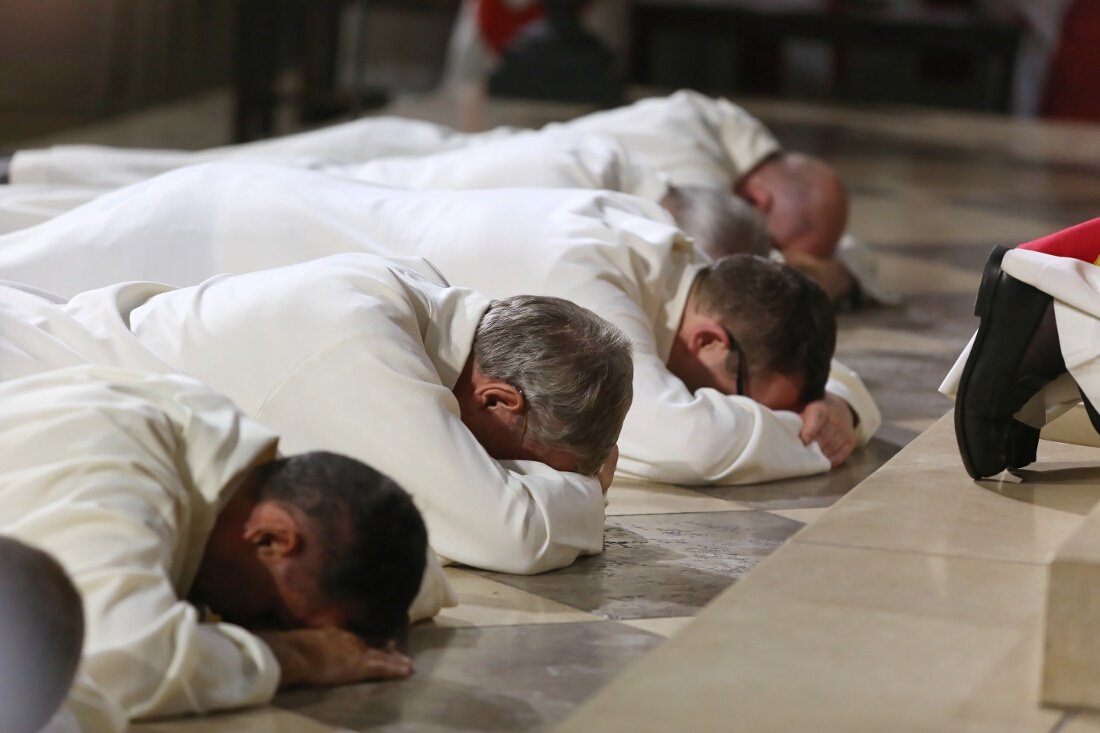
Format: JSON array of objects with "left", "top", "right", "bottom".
[
  {"left": 1019, "top": 217, "right": 1100, "bottom": 263},
  {"left": 1041, "top": 0, "right": 1100, "bottom": 122},
  {"left": 476, "top": 0, "right": 545, "bottom": 55}
]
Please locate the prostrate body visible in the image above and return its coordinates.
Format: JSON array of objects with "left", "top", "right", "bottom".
[
  {"left": 0, "top": 163, "right": 878, "bottom": 484},
  {"left": 0, "top": 366, "right": 428, "bottom": 729},
  {"left": 0, "top": 252, "right": 621, "bottom": 574}
]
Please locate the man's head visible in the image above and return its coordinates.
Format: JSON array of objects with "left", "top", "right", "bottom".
[
  {"left": 736, "top": 153, "right": 848, "bottom": 259},
  {"left": 195, "top": 452, "right": 427, "bottom": 646},
  {"left": 660, "top": 185, "right": 772, "bottom": 260},
  {"left": 454, "top": 295, "right": 633, "bottom": 477},
  {"left": 668, "top": 254, "right": 836, "bottom": 412},
  {"left": 0, "top": 537, "right": 84, "bottom": 733}
]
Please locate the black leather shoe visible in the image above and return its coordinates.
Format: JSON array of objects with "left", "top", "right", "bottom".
[{"left": 955, "top": 246, "right": 1059, "bottom": 479}]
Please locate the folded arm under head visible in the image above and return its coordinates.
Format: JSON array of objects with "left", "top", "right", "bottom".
[
  {"left": 667, "top": 254, "right": 836, "bottom": 413},
  {"left": 191, "top": 451, "right": 427, "bottom": 687},
  {"left": 453, "top": 295, "right": 634, "bottom": 481},
  {"left": 736, "top": 152, "right": 849, "bottom": 260},
  {"left": 660, "top": 185, "right": 772, "bottom": 260},
  {"left": 0, "top": 536, "right": 85, "bottom": 733}
]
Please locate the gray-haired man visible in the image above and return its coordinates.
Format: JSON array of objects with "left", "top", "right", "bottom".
[
  {"left": 0, "top": 162, "right": 876, "bottom": 485},
  {"left": 0, "top": 253, "right": 632, "bottom": 576}
]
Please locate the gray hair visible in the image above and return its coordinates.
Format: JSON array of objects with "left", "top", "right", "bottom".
[
  {"left": 662, "top": 185, "right": 772, "bottom": 260},
  {"left": 472, "top": 295, "right": 633, "bottom": 475}
]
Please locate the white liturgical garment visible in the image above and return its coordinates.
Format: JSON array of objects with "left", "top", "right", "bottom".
[
  {"left": 0, "top": 367, "right": 282, "bottom": 726},
  {"left": 5, "top": 90, "right": 893, "bottom": 301},
  {"left": 0, "top": 254, "right": 607, "bottom": 574},
  {"left": 9, "top": 90, "right": 777, "bottom": 191},
  {"left": 0, "top": 132, "right": 669, "bottom": 235},
  {"left": 941, "top": 248, "right": 1100, "bottom": 430},
  {"left": 0, "top": 163, "right": 878, "bottom": 484},
  {"left": 0, "top": 277, "right": 460, "bottom": 625}
]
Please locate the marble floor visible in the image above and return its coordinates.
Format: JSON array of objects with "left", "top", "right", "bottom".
[{"left": 27, "top": 87, "right": 1100, "bottom": 732}]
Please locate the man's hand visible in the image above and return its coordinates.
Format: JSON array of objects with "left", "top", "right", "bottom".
[
  {"left": 596, "top": 445, "right": 619, "bottom": 494},
  {"left": 800, "top": 394, "right": 857, "bottom": 468},
  {"left": 783, "top": 251, "right": 856, "bottom": 304},
  {"left": 258, "top": 628, "right": 413, "bottom": 689}
]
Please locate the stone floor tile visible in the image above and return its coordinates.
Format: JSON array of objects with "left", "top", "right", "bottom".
[
  {"left": 702, "top": 437, "right": 899, "bottom": 509},
  {"left": 604, "top": 478, "right": 748, "bottom": 516},
  {"left": 474, "top": 510, "right": 804, "bottom": 620},
  {"left": 430, "top": 569, "right": 599, "bottom": 628},
  {"left": 277, "top": 621, "right": 660, "bottom": 733}
]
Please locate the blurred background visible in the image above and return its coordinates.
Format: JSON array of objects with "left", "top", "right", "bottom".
[{"left": 0, "top": 0, "right": 1095, "bottom": 147}]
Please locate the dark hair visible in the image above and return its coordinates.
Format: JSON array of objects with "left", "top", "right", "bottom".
[
  {"left": 692, "top": 254, "right": 835, "bottom": 404},
  {"left": 256, "top": 451, "right": 428, "bottom": 645}
]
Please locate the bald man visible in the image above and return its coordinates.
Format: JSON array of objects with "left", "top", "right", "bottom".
[
  {"left": 0, "top": 162, "right": 879, "bottom": 483},
  {"left": 4, "top": 91, "right": 884, "bottom": 301}
]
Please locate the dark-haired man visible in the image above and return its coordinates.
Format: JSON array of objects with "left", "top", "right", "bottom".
[
  {"left": 0, "top": 163, "right": 876, "bottom": 483},
  {"left": 0, "top": 366, "right": 426, "bottom": 730}
]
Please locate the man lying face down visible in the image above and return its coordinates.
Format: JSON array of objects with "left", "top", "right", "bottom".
[
  {"left": 0, "top": 253, "right": 633, "bottom": 575},
  {"left": 4, "top": 91, "right": 829, "bottom": 257},
  {"left": 3, "top": 91, "right": 865, "bottom": 299},
  {"left": 0, "top": 367, "right": 428, "bottom": 731},
  {"left": 0, "top": 163, "right": 875, "bottom": 485},
  {"left": 0, "top": 130, "right": 773, "bottom": 263}
]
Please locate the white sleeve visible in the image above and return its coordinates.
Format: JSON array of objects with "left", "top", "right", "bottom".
[
  {"left": 825, "top": 358, "right": 881, "bottom": 445},
  {"left": 709, "top": 97, "right": 783, "bottom": 180},
  {"left": 407, "top": 551, "right": 458, "bottom": 623},
  {"left": 255, "top": 338, "right": 606, "bottom": 576},
  {"left": 10, "top": 146, "right": 202, "bottom": 188},
  {"left": 44, "top": 675, "right": 127, "bottom": 733},
  {"left": 617, "top": 353, "right": 831, "bottom": 485}
]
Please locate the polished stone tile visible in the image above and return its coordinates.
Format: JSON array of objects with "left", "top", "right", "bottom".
[
  {"left": 604, "top": 478, "right": 747, "bottom": 516},
  {"left": 134, "top": 708, "right": 347, "bottom": 733},
  {"left": 555, "top": 543, "right": 1062, "bottom": 733},
  {"left": 871, "top": 240, "right": 1001, "bottom": 271},
  {"left": 476, "top": 510, "right": 804, "bottom": 620},
  {"left": 847, "top": 190, "right": 1069, "bottom": 247},
  {"left": 796, "top": 416, "right": 1100, "bottom": 564},
  {"left": 834, "top": 350, "right": 956, "bottom": 422},
  {"left": 277, "top": 621, "right": 660, "bottom": 733},
  {"left": 702, "top": 437, "right": 899, "bottom": 509},
  {"left": 766, "top": 506, "right": 829, "bottom": 525},
  {"left": 618, "top": 616, "right": 694, "bottom": 638},
  {"left": 870, "top": 251, "right": 982, "bottom": 296},
  {"left": 430, "top": 569, "right": 599, "bottom": 628},
  {"left": 836, "top": 325, "right": 954, "bottom": 356},
  {"left": 840, "top": 291, "right": 979, "bottom": 344},
  {"left": 889, "top": 417, "right": 940, "bottom": 434},
  {"left": 1062, "top": 712, "right": 1100, "bottom": 732}
]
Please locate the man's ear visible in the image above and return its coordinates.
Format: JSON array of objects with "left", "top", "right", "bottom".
[
  {"left": 739, "top": 175, "right": 773, "bottom": 214},
  {"left": 243, "top": 502, "right": 303, "bottom": 563},
  {"left": 473, "top": 380, "right": 525, "bottom": 415},
  {"left": 687, "top": 320, "right": 731, "bottom": 357}
]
